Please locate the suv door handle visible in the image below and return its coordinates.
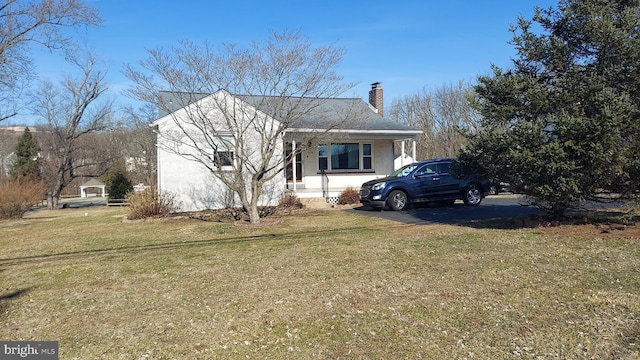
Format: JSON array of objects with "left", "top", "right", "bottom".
[{"left": 432, "top": 177, "right": 440, "bottom": 181}]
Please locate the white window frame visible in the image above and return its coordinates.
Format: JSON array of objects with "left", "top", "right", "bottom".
[
  {"left": 317, "top": 142, "right": 374, "bottom": 172},
  {"left": 362, "top": 143, "right": 373, "bottom": 170},
  {"left": 213, "top": 134, "right": 235, "bottom": 171},
  {"left": 318, "top": 144, "right": 328, "bottom": 171}
]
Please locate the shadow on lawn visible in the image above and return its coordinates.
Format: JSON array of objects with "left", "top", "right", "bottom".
[
  {"left": 0, "top": 226, "right": 371, "bottom": 268},
  {"left": 0, "top": 288, "right": 30, "bottom": 301},
  {"left": 349, "top": 196, "right": 637, "bottom": 230},
  {"left": 349, "top": 198, "right": 541, "bottom": 228},
  {"left": 0, "top": 288, "right": 32, "bottom": 315}
]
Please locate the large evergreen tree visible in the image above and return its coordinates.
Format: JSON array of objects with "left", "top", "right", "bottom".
[
  {"left": 9, "top": 127, "right": 40, "bottom": 182},
  {"left": 458, "top": 0, "right": 640, "bottom": 218}
]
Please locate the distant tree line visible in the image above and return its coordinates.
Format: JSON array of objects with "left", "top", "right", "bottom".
[
  {"left": 386, "top": 80, "right": 480, "bottom": 161},
  {"left": 2, "top": 111, "right": 155, "bottom": 179}
]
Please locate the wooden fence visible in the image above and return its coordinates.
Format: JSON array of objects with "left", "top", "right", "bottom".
[{"left": 106, "top": 198, "right": 129, "bottom": 206}]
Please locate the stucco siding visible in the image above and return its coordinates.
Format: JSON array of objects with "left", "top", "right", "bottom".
[{"left": 155, "top": 92, "right": 285, "bottom": 212}]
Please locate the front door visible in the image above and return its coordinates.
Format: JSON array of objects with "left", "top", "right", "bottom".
[{"left": 285, "top": 143, "right": 302, "bottom": 184}]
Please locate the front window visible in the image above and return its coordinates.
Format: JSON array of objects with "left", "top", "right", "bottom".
[
  {"left": 317, "top": 143, "right": 373, "bottom": 171},
  {"left": 363, "top": 144, "right": 372, "bottom": 170},
  {"left": 318, "top": 144, "right": 328, "bottom": 170},
  {"left": 331, "top": 143, "right": 359, "bottom": 170}
]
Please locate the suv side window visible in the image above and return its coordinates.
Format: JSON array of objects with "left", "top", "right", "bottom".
[
  {"left": 415, "top": 164, "right": 437, "bottom": 177},
  {"left": 437, "top": 162, "right": 451, "bottom": 175}
]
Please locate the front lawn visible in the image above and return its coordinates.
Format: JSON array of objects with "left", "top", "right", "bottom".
[{"left": 1, "top": 205, "right": 638, "bottom": 358}]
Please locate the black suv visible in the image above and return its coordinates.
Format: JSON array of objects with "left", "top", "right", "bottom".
[{"left": 359, "top": 158, "right": 490, "bottom": 210}]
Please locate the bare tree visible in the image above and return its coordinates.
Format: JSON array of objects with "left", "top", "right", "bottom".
[
  {"left": 119, "top": 104, "right": 157, "bottom": 185},
  {"left": 125, "top": 31, "right": 354, "bottom": 223},
  {"left": 388, "top": 81, "right": 480, "bottom": 159},
  {"left": 35, "top": 52, "right": 113, "bottom": 209},
  {"left": 388, "top": 88, "right": 435, "bottom": 160},
  {"left": 0, "top": 0, "right": 101, "bottom": 121},
  {"left": 0, "top": 130, "right": 18, "bottom": 181}
]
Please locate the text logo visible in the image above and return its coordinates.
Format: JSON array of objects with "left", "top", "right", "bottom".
[{"left": 1, "top": 341, "right": 58, "bottom": 359}]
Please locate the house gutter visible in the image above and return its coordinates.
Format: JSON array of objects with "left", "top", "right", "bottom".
[{"left": 285, "top": 128, "right": 422, "bottom": 140}]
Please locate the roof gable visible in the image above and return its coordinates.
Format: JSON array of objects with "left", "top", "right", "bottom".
[{"left": 151, "top": 91, "right": 231, "bottom": 128}]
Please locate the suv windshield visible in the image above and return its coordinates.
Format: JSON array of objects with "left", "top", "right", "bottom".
[{"left": 389, "top": 164, "right": 418, "bottom": 178}]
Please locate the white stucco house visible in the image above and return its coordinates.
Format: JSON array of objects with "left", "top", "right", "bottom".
[{"left": 152, "top": 83, "right": 422, "bottom": 211}]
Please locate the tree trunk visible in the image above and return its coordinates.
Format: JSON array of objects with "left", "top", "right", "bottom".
[
  {"left": 46, "top": 177, "right": 63, "bottom": 210},
  {"left": 247, "top": 204, "right": 260, "bottom": 224},
  {"left": 46, "top": 191, "right": 59, "bottom": 210},
  {"left": 246, "top": 179, "right": 264, "bottom": 224}
]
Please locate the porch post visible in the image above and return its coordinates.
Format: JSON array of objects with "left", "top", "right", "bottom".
[
  {"left": 292, "top": 140, "right": 297, "bottom": 193},
  {"left": 401, "top": 141, "right": 406, "bottom": 166},
  {"left": 412, "top": 139, "right": 417, "bottom": 161}
]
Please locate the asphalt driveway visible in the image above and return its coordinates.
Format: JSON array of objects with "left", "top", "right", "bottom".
[{"left": 346, "top": 195, "right": 541, "bottom": 225}]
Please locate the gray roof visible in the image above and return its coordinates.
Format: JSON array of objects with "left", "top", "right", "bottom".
[
  {"left": 80, "top": 178, "right": 106, "bottom": 187},
  {"left": 157, "top": 91, "right": 420, "bottom": 133},
  {"left": 240, "top": 95, "right": 419, "bottom": 132},
  {"left": 157, "top": 91, "right": 208, "bottom": 116}
]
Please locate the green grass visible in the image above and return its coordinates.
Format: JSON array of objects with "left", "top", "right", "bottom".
[{"left": 1, "top": 205, "right": 639, "bottom": 359}]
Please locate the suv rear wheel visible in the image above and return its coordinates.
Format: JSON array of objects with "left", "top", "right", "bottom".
[
  {"left": 463, "top": 184, "right": 483, "bottom": 206},
  {"left": 387, "top": 190, "right": 408, "bottom": 211}
]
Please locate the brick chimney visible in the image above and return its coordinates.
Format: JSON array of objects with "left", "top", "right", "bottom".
[{"left": 368, "top": 82, "right": 383, "bottom": 117}]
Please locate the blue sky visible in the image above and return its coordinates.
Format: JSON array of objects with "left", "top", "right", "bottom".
[{"left": 16, "top": 0, "right": 558, "bottom": 124}]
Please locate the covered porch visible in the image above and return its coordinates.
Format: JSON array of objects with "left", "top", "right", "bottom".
[{"left": 285, "top": 132, "right": 420, "bottom": 202}]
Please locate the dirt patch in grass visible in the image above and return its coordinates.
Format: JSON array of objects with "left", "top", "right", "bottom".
[
  {"left": 233, "top": 218, "right": 283, "bottom": 227},
  {"left": 540, "top": 221, "right": 640, "bottom": 238}
]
